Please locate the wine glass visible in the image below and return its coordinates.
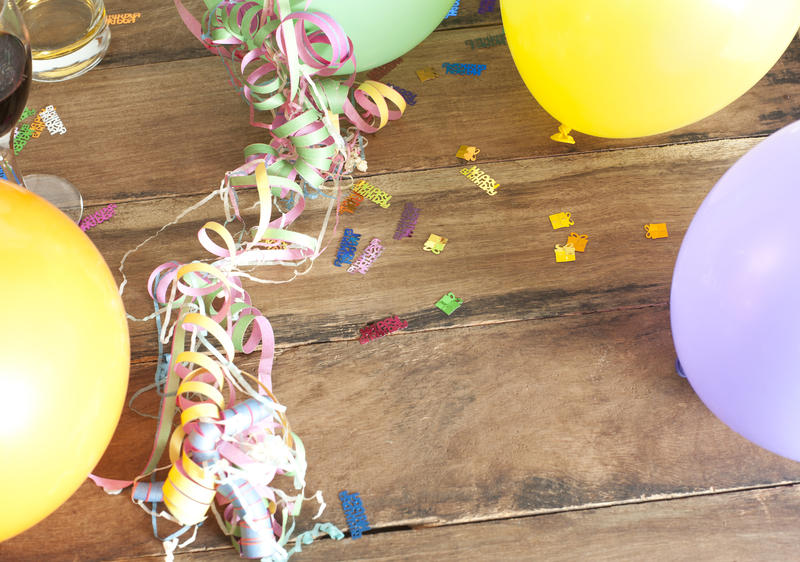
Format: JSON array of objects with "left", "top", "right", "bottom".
[{"left": 0, "top": 0, "right": 82, "bottom": 222}]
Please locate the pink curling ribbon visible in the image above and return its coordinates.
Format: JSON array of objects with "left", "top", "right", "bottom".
[
  {"left": 98, "top": 0, "right": 413, "bottom": 557},
  {"left": 96, "top": 261, "right": 326, "bottom": 559}
]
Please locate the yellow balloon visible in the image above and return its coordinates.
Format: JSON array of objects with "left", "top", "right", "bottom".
[
  {"left": 501, "top": 0, "right": 800, "bottom": 138},
  {"left": 0, "top": 180, "right": 129, "bottom": 541}
]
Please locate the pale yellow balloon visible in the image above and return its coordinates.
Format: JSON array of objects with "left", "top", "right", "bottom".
[{"left": 502, "top": 0, "right": 800, "bottom": 138}]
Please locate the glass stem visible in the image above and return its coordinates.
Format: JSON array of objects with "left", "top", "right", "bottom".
[{"left": 0, "top": 129, "right": 25, "bottom": 186}]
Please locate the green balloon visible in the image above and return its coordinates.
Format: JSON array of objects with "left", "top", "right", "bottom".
[{"left": 294, "top": 0, "right": 454, "bottom": 74}]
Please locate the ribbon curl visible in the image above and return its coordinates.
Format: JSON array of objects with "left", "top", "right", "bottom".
[{"left": 103, "top": 0, "right": 413, "bottom": 558}]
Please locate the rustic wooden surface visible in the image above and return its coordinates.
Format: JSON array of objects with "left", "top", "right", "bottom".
[{"left": 3, "top": 0, "right": 800, "bottom": 560}]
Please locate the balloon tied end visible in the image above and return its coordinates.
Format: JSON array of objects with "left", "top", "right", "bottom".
[{"left": 550, "top": 124, "right": 575, "bottom": 145}]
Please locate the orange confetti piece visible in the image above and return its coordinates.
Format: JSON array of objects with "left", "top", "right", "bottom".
[{"left": 566, "top": 233, "right": 588, "bottom": 252}]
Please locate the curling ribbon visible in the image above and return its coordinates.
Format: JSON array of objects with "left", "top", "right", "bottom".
[
  {"left": 128, "top": 263, "right": 319, "bottom": 560},
  {"left": 101, "top": 0, "right": 416, "bottom": 558},
  {"left": 91, "top": 260, "right": 326, "bottom": 558}
]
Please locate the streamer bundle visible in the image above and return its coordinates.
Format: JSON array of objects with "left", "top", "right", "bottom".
[{"left": 96, "top": 0, "right": 409, "bottom": 559}]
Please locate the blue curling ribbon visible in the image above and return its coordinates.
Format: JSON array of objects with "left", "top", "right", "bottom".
[
  {"left": 218, "top": 478, "right": 276, "bottom": 559},
  {"left": 132, "top": 396, "right": 283, "bottom": 556}
]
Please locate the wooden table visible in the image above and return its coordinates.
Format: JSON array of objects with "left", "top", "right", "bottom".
[{"left": 3, "top": 1, "right": 800, "bottom": 560}]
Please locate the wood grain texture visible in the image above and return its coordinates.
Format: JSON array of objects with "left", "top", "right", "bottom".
[
  {"left": 18, "top": 26, "right": 800, "bottom": 205},
  {"left": 4, "top": 307, "right": 799, "bottom": 560},
  {"left": 92, "top": 137, "right": 755, "bottom": 359},
  {"left": 101, "top": 0, "right": 208, "bottom": 67},
  {"left": 163, "top": 484, "right": 800, "bottom": 561},
  {"left": 350, "top": 30, "right": 800, "bottom": 173},
  {"left": 4, "top": 4, "right": 800, "bottom": 562},
  {"left": 98, "top": 0, "right": 500, "bottom": 69}
]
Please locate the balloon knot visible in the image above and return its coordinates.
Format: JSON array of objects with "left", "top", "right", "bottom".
[{"left": 550, "top": 124, "right": 575, "bottom": 145}]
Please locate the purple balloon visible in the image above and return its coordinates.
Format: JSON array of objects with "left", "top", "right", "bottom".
[{"left": 671, "top": 120, "right": 800, "bottom": 462}]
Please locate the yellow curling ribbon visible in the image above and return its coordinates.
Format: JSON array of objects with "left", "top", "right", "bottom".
[
  {"left": 200, "top": 221, "right": 239, "bottom": 258},
  {"left": 162, "top": 453, "right": 216, "bottom": 525},
  {"left": 174, "top": 355, "right": 226, "bottom": 389},
  {"left": 181, "top": 313, "right": 236, "bottom": 362},
  {"left": 110, "top": 0, "right": 413, "bottom": 555},
  {"left": 177, "top": 380, "right": 226, "bottom": 410}
]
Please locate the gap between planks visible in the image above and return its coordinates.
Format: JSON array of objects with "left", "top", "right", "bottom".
[
  {"left": 109, "top": 480, "right": 800, "bottom": 561},
  {"left": 128, "top": 300, "right": 671, "bottom": 370},
  {"left": 79, "top": 134, "right": 770, "bottom": 211}
]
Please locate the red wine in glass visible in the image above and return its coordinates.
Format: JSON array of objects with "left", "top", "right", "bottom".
[
  {"left": 0, "top": 30, "right": 31, "bottom": 185},
  {"left": 0, "top": 2, "right": 83, "bottom": 221},
  {"left": 0, "top": 32, "right": 31, "bottom": 138}
]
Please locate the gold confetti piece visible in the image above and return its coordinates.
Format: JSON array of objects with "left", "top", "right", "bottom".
[
  {"left": 456, "top": 145, "right": 480, "bottom": 161},
  {"left": 460, "top": 165, "right": 499, "bottom": 196},
  {"left": 416, "top": 67, "right": 439, "bottom": 82},
  {"left": 644, "top": 223, "right": 668, "bottom": 239},
  {"left": 554, "top": 243, "right": 576, "bottom": 262},
  {"left": 549, "top": 211, "right": 574, "bottom": 229},
  {"left": 423, "top": 234, "right": 448, "bottom": 254},
  {"left": 566, "top": 233, "right": 588, "bottom": 252}
]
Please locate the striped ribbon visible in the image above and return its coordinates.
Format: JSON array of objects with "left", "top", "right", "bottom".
[{"left": 96, "top": 0, "right": 412, "bottom": 558}]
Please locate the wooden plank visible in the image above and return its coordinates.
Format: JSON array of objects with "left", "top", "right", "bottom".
[
  {"left": 18, "top": 27, "right": 800, "bottom": 204},
  {"left": 99, "top": 0, "right": 498, "bottom": 69},
  {"left": 101, "top": 0, "right": 208, "bottom": 67},
  {"left": 20, "top": 56, "right": 262, "bottom": 204},
  {"left": 4, "top": 306, "right": 799, "bottom": 559},
  {"left": 437, "top": 0, "right": 502, "bottom": 30},
  {"left": 357, "top": 29, "right": 800, "bottom": 174},
  {"left": 165, "top": 484, "right": 800, "bottom": 561},
  {"left": 89, "top": 137, "right": 754, "bottom": 359}
]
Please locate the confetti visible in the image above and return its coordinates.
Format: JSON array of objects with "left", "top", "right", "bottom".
[
  {"left": 39, "top": 105, "right": 66, "bottom": 135},
  {"left": 441, "top": 62, "right": 486, "bottom": 76},
  {"left": 28, "top": 113, "right": 46, "bottom": 138},
  {"left": 554, "top": 243, "right": 576, "bottom": 262},
  {"left": 12, "top": 124, "right": 34, "bottom": 155},
  {"left": 339, "top": 491, "right": 371, "bottom": 538},
  {"left": 445, "top": 0, "right": 460, "bottom": 18},
  {"left": 645, "top": 223, "right": 669, "bottom": 239},
  {"left": 12, "top": 104, "right": 62, "bottom": 154},
  {"left": 478, "top": 0, "right": 498, "bottom": 14},
  {"left": 456, "top": 145, "right": 480, "bottom": 161},
  {"left": 460, "top": 165, "right": 499, "bottom": 195},
  {"left": 338, "top": 190, "right": 364, "bottom": 214},
  {"left": 261, "top": 238, "right": 290, "bottom": 250},
  {"left": 107, "top": 12, "right": 141, "bottom": 24},
  {"left": 79, "top": 203, "right": 117, "bottom": 232},
  {"left": 385, "top": 83, "right": 417, "bottom": 106},
  {"left": 393, "top": 202, "right": 420, "bottom": 240},
  {"left": 359, "top": 315, "right": 408, "bottom": 344},
  {"left": 549, "top": 211, "right": 574, "bottom": 229},
  {"left": 465, "top": 32, "right": 506, "bottom": 49},
  {"left": 334, "top": 228, "right": 362, "bottom": 267},
  {"left": 423, "top": 234, "right": 448, "bottom": 254},
  {"left": 566, "top": 233, "right": 589, "bottom": 252},
  {"left": 352, "top": 179, "right": 392, "bottom": 208},
  {"left": 416, "top": 67, "right": 439, "bottom": 82},
  {"left": 436, "top": 292, "right": 463, "bottom": 315},
  {"left": 348, "top": 237, "right": 385, "bottom": 274}
]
